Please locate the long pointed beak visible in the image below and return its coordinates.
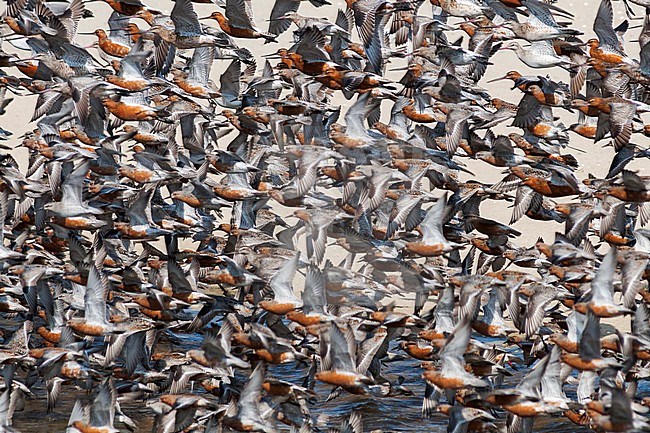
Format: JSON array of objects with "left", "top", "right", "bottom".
[
  {"left": 198, "top": 16, "right": 212, "bottom": 20},
  {"left": 2, "top": 35, "right": 29, "bottom": 41},
  {"left": 486, "top": 75, "right": 508, "bottom": 83},
  {"left": 13, "top": 56, "right": 39, "bottom": 62},
  {"left": 118, "top": 27, "right": 145, "bottom": 35}
]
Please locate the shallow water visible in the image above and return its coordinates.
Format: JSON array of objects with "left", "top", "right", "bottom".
[{"left": 11, "top": 332, "right": 611, "bottom": 433}]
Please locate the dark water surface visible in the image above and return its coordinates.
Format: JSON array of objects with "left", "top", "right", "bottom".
[{"left": 11, "top": 329, "right": 615, "bottom": 433}]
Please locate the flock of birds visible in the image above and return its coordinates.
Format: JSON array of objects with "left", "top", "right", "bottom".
[{"left": 0, "top": 0, "right": 649, "bottom": 431}]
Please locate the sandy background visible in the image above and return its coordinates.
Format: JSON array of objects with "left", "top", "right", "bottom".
[
  {"left": 1, "top": 0, "right": 646, "bottom": 244},
  {"left": 0, "top": 0, "right": 646, "bottom": 323}
]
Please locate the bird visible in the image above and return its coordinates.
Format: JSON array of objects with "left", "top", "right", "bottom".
[
  {"left": 0, "top": 1, "right": 647, "bottom": 433},
  {"left": 201, "top": 0, "right": 278, "bottom": 42}
]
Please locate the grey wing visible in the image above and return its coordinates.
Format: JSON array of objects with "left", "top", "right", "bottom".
[
  {"left": 609, "top": 388, "right": 634, "bottom": 427},
  {"left": 268, "top": 252, "right": 300, "bottom": 303},
  {"left": 530, "top": 40, "right": 557, "bottom": 56},
  {"left": 294, "top": 157, "right": 320, "bottom": 198},
  {"left": 577, "top": 370, "right": 597, "bottom": 404},
  {"left": 445, "top": 109, "right": 471, "bottom": 157},
  {"left": 524, "top": 289, "right": 554, "bottom": 338},
  {"left": 108, "top": 10, "right": 132, "bottom": 46},
  {"left": 327, "top": 323, "right": 356, "bottom": 371},
  {"left": 633, "top": 303, "right": 650, "bottom": 340},
  {"left": 123, "top": 331, "right": 147, "bottom": 375},
  {"left": 61, "top": 160, "right": 90, "bottom": 205},
  {"left": 523, "top": 0, "right": 559, "bottom": 27},
  {"left": 238, "top": 362, "right": 265, "bottom": 417},
  {"left": 356, "top": 328, "right": 386, "bottom": 375},
  {"left": 202, "top": 326, "right": 226, "bottom": 361},
  {"left": 90, "top": 379, "right": 116, "bottom": 428},
  {"left": 303, "top": 264, "right": 326, "bottom": 314},
  {"left": 220, "top": 59, "right": 242, "bottom": 105},
  {"left": 343, "top": 92, "right": 375, "bottom": 139},
  {"left": 512, "top": 94, "right": 542, "bottom": 129},
  {"left": 84, "top": 264, "right": 108, "bottom": 325},
  {"left": 420, "top": 193, "right": 448, "bottom": 245},
  {"left": 507, "top": 414, "right": 534, "bottom": 433},
  {"left": 434, "top": 285, "right": 456, "bottom": 334},
  {"left": 268, "top": 0, "right": 299, "bottom": 35},
  {"left": 622, "top": 170, "right": 648, "bottom": 191},
  {"left": 540, "top": 346, "right": 566, "bottom": 401},
  {"left": 126, "top": 184, "right": 154, "bottom": 226},
  {"left": 590, "top": 247, "right": 616, "bottom": 304},
  {"left": 565, "top": 207, "right": 593, "bottom": 245},
  {"left": 511, "top": 186, "right": 536, "bottom": 224},
  {"left": 440, "top": 319, "right": 471, "bottom": 367},
  {"left": 0, "top": 389, "right": 9, "bottom": 426},
  {"left": 593, "top": 0, "right": 620, "bottom": 51},
  {"left": 226, "top": 0, "right": 256, "bottom": 30},
  {"left": 188, "top": 47, "right": 215, "bottom": 85},
  {"left": 608, "top": 102, "right": 635, "bottom": 139},
  {"left": 386, "top": 193, "right": 421, "bottom": 239},
  {"left": 566, "top": 310, "right": 586, "bottom": 342},
  {"left": 579, "top": 312, "right": 601, "bottom": 361},
  {"left": 103, "top": 333, "right": 129, "bottom": 368},
  {"left": 492, "top": 134, "right": 514, "bottom": 154},
  {"left": 517, "top": 349, "right": 551, "bottom": 394},
  {"left": 172, "top": 0, "right": 203, "bottom": 36},
  {"left": 640, "top": 41, "right": 650, "bottom": 77},
  {"left": 339, "top": 411, "right": 363, "bottom": 433}
]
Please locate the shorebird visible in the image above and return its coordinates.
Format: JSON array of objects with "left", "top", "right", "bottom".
[
  {"left": 404, "top": 193, "right": 464, "bottom": 256},
  {"left": 0, "top": 1, "right": 647, "bottom": 432},
  {"left": 500, "top": 41, "right": 574, "bottom": 69},
  {"left": 201, "top": 0, "right": 278, "bottom": 42},
  {"left": 315, "top": 322, "right": 377, "bottom": 395},
  {"left": 422, "top": 319, "right": 489, "bottom": 390},
  {"left": 507, "top": 0, "right": 583, "bottom": 41},
  {"left": 430, "top": 0, "right": 493, "bottom": 18}
]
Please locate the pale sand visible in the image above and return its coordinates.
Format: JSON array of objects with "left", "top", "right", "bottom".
[{"left": 1, "top": 0, "right": 646, "bottom": 330}]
